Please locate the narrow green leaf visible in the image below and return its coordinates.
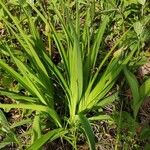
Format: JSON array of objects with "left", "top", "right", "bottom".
[
  {"left": 31, "top": 112, "right": 41, "bottom": 143},
  {"left": 0, "top": 110, "right": 20, "bottom": 146},
  {"left": 0, "top": 103, "right": 61, "bottom": 127},
  {"left": 86, "top": 28, "right": 131, "bottom": 98},
  {"left": 8, "top": 50, "right": 49, "bottom": 105},
  {"left": 0, "top": 60, "right": 36, "bottom": 96},
  {"left": 89, "top": 115, "right": 113, "bottom": 122},
  {"left": 10, "top": 118, "right": 32, "bottom": 129},
  {"left": 42, "top": 52, "right": 70, "bottom": 97},
  {"left": 28, "top": 2, "right": 69, "bottom": 74},
  {"left": 27, "top": 128, "right": 67, "bottom": 150},
  {"left": 132, "top": 78, "right": 150, "bottom": 119},
  {"left": 0, "top": 58, "right": 47, "bottom": 105},
  {"left": 78, "top": 114, "right": 96, "bottom": 150},
  {"left": 1, "top": 3, "right": 50, "bottom": 86},
  {"left": 66, "top": 18, "right": 83, "bottom": 118},
  {"left": 0, "top": 90, "right": 38, "bottom": 102},
  {"left": 90, "top": 15, "right": 109, "bottom": 68},
  {"left": 1, "top": 22, "right": 54, "bottom": 106},
  {"left": 0, "top": 109, "right": 10, "bottom": 131}
]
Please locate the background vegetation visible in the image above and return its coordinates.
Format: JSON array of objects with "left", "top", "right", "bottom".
[{"left": 0, "top": 0, "right": 150, "bottom": 149}]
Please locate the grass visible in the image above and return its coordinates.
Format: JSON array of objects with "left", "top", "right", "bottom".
[{"left": 0, "top": 0, "right": 150, "bottom": 149}]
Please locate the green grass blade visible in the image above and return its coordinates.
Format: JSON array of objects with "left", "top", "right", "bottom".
[
  {"left": 131, "top": 78, "right": 150, "bottom": 119},
  {"left": 2, "top": 46, "right": 50, "bottom": 105},
  {"left": 79, "top": 54, "right": 121, "bottom": 112},
  {"left": 9, "top": 52, "right": 50, "bottom": 105},
  {"left": 75, "top": 1, "right": 80, "bottom": 39},
  {"left": 51, "top": 28, "right": 69, "bottom": 75}
]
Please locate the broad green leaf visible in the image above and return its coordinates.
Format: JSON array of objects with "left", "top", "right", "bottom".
[
  {"left": 78, "top": 114, "right": 96, "bottom": 150},
  {"left": 137, "top": 0, "right": 146, "bottom": 5},
  {"left": 144, "top": 144, "right": 150, "bottom": 150},
  {"left": 133, "top": 21, "right": 143, "bottom": 37},
  {"left": 139, "top": 78, "right": 150, "bottom": 99},
  {"left": 123, "top": 67, "right": 140, "bottom": 117},
  {"left": 27, "top": 128, "right": 67, "bottom": 150},
  {"left": 97, "top": 92, "right": 119, "bottom": 107},
  {"left": 0, "top": 142, "right": 12, "bottom": 149},
  {"left": 140, "top": 127, "right": 150, "bottom": 139}
]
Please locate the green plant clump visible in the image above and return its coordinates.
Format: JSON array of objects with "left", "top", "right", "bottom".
[{"left": 0, "top": 0, "right": 149, "bottom": 149}]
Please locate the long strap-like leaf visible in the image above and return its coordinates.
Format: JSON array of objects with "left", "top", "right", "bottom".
[{"left": 78, "top": 114, "right": 96, "bottom": 150}]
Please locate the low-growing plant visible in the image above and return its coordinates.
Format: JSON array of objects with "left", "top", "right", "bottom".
[
  {"left": 124, "top": 67, "right": 150, "bottom": 118},
  {"left": 0, "top": 0, "right": 141, "bottom": 149}
]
